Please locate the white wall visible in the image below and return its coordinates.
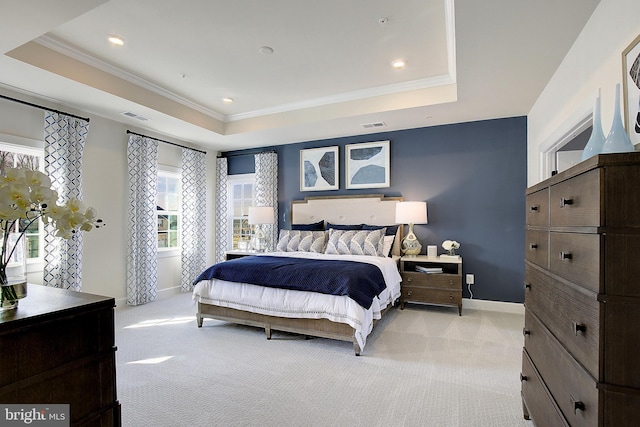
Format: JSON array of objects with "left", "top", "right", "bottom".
[
  {"left": 528, "top": 0, "right": 640, "bottom": 185},
  {"left": 0, "top": 88, "right": 217, "bottom": 303}
]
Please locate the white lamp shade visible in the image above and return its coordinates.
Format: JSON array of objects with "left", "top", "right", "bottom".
[
  {"left": 248, "top": 206, "right": 274, "bottom": 225},
  {"left": 395, "top": 201, "right": 428, "bottom": 224}
]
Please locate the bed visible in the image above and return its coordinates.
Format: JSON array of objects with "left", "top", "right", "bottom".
[{"left": 192, "top": 194, "right": 403, "bottom": 355}]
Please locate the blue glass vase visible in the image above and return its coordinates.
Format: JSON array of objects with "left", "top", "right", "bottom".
[
  {"left": 581, "top": 89, "right": 606, "bottom": 161},
  {"left": 601, "top": 83, "right": 635, "bottom": 154}
]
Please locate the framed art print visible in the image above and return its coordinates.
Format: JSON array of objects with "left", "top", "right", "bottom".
[
  {"left": 300, "top": 146, "right": 339, "bottom": 191},
  {"left": 623, "top": 32, "right": 640, "bottom": 146},
  {"left": 345, "top": 140, "right": 390, "bottom": 189}
]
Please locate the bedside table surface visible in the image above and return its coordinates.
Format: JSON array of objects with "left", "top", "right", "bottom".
[{"left": 401, "top": 255, "right": 462, "bottom": 264}]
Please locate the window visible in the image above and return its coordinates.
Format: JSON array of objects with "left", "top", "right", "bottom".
[
  {"left": 0, "top": 144, "right": 43, "bottom": 260},
  {"left": 228, "top": 174, "right": 255, "bottom": 249},
  {"left": 157, "top": 169, "right": 181, "bottom": 250}
]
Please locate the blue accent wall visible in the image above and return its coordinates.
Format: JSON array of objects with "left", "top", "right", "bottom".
[{"left": 223, "top": 117, "right": 527, "bottom": 303}]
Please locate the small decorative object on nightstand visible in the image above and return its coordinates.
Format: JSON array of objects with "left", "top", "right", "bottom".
[
  {"left": 248, "top": 206, "right": 274, "bottom": 252},
  {"left": 395, "top": 201, "right": 428, "bottom": 256},
  {"left": 399, "top": 255, "right": 462, "bottom": 315}
]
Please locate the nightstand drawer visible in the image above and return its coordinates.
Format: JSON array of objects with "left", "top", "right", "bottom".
[
  {"left": 401, "top": 286, "right": 461, "bottom": 306},
  {"left": 402, "top": 272, "right": 460, "bottom": 289}
]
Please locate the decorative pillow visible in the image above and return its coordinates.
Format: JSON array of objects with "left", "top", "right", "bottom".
[
  {"left": 276, "top": 230, "right": 327, "bottom": 252},
  {"left": 350, "top": 228, "right": 386, "bottom": 256},
  {"left": 324, "top": 228, "right": 385, "bottom": 256},
  {"left": 276, "top": 229, "right": 291, "bottom": 252},
  {"left": 362, "top": 225, "right": 399, "bottom": 256},
  {"left": 291, "top": 220, "right": 324, "bottom": 231},
  {"left": 324, "top": 229, "right": 357, "bottom": 255},
  {"left": 382, "top": 235, "right": 395, "bottom": 257},
  {"left": 325, "top": 222, "right": 363, "bottom": 231}
]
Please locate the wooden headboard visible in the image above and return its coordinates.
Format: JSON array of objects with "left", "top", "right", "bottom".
[{"left": 290, "top": 194, "right": 404, "bottom": 255}]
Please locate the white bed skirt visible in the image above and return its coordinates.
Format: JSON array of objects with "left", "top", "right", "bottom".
[{"left": 193, "top": 252, "right": 402, "bottom": 350}]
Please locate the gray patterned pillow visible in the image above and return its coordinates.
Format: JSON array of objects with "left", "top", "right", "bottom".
[
  {"left": 349, "top": 228, "right": 386, "bottom": 256},
  {"left": 324, "top": 229, "right": 356, "bottom": 255},
  {"left": 276, "top": 230, "right": 291, "bottom": 251},
  {"left": 276, "top": 230, "right": 327, "bottom": 252},
  {"left": 324, "top": 228, "right": 385, "bottom": 256},
  {"left": 297, "top": 231, "right": 327, "bottom": 252}
]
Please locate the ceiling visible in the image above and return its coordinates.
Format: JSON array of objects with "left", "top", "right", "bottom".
[{"left": 0, "top": 0, "right": 599, "bottom": 152}]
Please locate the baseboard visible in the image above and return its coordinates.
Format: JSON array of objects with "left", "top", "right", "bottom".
[{"left": 462, "top": 298, "right": 524, "bottom": 315}]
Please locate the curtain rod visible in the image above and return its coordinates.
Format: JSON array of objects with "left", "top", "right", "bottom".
[
  {"left": 126, "top": 130, "right": 206, "bottom": 154},
  {"left": 0, "top": 93, "right": 90, "bottom": 122},
  {"left": 219, "top": 149, "right": 276, "bottom": 158}
]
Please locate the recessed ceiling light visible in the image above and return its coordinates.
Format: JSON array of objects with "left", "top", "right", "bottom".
[
  {"left": 258, "top": 46, "right": 274, "bottom": 55},
  {"left": 222, "top": 97, "right": 234, "bottom": 104},
  {"left": 391, "top": 59, "right": 406, "bottom": 69},
  {"left": 107, "top": 35, "right": 125, "bottom": 46}
]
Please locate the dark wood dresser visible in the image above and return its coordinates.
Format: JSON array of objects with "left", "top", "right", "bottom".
[
  {"left": 0, "top": 285, "right": 121, "bottom": 426},
  {"left": 521, "top": 152, "right": 640, "bottom": 426}
]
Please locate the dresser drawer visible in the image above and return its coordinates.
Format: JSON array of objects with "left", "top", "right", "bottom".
[
  {"left": 402, "top": 272, "right": 460, "bottom": 289},
  {"left": 524, "top": 311, "right": 598, "bottom": 427},
  {"left": 525, "top": 230, "right": 548, "bottom": 269},
  {"left": 521, "top": 350, "right": 569, "bottom": 427},
  {"left": 401, "top": 286, "right": 461, "bottom": 306},
  {"left": 550, "top": 168, "right": 601, "bottom": 227},
  {"left": 549, "top": 232, "right": 601, "bottom": 293},
  {"left": 524, "top": 263, "right": 599, "bottom": 378},
  {"left": 526, "top": 188, "right": 549, "bottom": 227}
]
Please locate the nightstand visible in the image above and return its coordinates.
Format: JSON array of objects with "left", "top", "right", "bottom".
[
  {"left": 400, "top": 255, "right": 463, "bottom": 315},
  {"left": 225, "top": 250, "right": 258, "bottom": 260}
]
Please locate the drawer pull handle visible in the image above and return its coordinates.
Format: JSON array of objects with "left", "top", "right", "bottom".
[
  {"left": 560, "top": 197, "right": 574, "bottom": 207},
  {"left": 572, "top": 321, "right": 587, "bottom": 335},
  {"left": 520, "top": 373, "right": 528, "bottom": 382},
  {"left": 523, "top": 328, "right": 531, "bottom": 336},
  {"left": 407, "top": 290, "right": 412, "bottom": 297},
  {"left": 448, "top": 295, "right": 454, "bottom": 301},
  {"left": 529, "top": 244, "right": 538, "bottom": 250},
  {"left": 529, "top": 205, "right": 539, "bottom": 212},
  {"left": 570, "top": 395, "right": 585, "bottom": 414},
  {"left": 407, "top": 277, "right": 412, "bottom": 282},
  {"left": 559, "top": 251, "right": 573, "bottom": 260},
  {"left": 524, "top": 282, "right": 531, "bottom": 290}
]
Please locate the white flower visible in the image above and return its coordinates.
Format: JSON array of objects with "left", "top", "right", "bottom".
[
  {"left": 0, "top": 167, "right": 104, "bottom": 281},
  {"left": 442, "top": 240, "right": 460, "bottom": 251}
]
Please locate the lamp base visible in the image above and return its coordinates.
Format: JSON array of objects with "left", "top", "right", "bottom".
[{"left": 401, "top": 224, "right": 422, "bottom": 256}]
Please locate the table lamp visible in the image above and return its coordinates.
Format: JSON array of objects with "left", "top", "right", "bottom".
[
  {"left": 248, "top": 206, "right": 274, "bottom": 252},
  {"left": 395, "top": 201, "right": 428, "bottom": 256}
]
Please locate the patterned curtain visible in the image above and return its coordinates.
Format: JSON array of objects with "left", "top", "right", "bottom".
[
  {"left": 43, "top": 112, "right": 89, "bottom": 291},
  {"left": 180, "top": 148, "right": 206, "bottom": 292},
  {"left": 254, "top": 152, "right": 278, "bottom": 251},
  {"left": 214, "top": 157, "right": 229, "bottom": 263},
  {"left": 126, "top": 134, "right": 158, "bottom": 306}
]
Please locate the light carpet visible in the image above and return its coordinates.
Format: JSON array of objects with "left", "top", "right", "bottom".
[{"left": 115, "top": 292, "right": 532, "bottom": 427}]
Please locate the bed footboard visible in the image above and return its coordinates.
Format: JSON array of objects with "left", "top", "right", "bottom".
[{"left": 197, "top": 302, "right": 364, "bottom": 355}]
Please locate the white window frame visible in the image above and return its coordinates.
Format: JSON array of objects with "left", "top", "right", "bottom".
[
  {"left": 157, "top": 166, "right": 181, "bottom": 257},
  {"left": 227, "top": 173, "right": 255, "bottom": 250},
  {"left": 0, "top": 139, "right": 45, "bottom": 267}
]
